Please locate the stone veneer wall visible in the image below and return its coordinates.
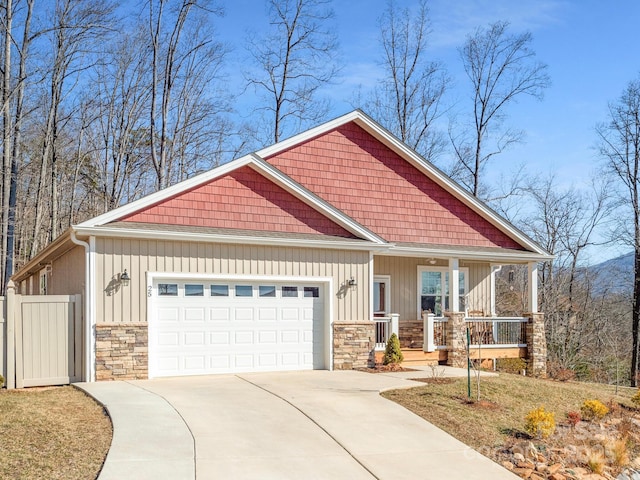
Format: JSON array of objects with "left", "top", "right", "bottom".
[
  {"left": 333, "top": 321, "right": 375, "bottom": 369},
  {"left": 525, "top": 313, "right": 547, "bottom": 377},
  {"left": 444, "top": 312, "right": 466, "bottom": 368},
  {"left": 95, "top": 323, "right": 148, "bottom": 380},
  {"left": 398, "top": 320, "right": 423, "bottom": 349}
]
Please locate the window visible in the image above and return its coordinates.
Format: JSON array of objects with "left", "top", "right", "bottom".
[
  {"left": 210, "top": 285, "right": 229, "bottom": 297},
  {"left": 158, "top": 283, "right": 178, "bottom": 296},
  {"left": 282, "top": 286, "right": 298, "bottom": 297},
  {"left": 39, "top": 270, "right": 48, "bottom": 295},
  {"left": 184, "top": 284, "right": 204, "bottom": 296},
  {"left": 417, "top": 267, "right": 467, "bottom": 317},
  {"left": 303, "top": 286, "right": 319, "bottom": 298},
  {"left": 259, "top": 285, "right": 276, "bottom": 297},
  {"left": 235, "top": 285, "right": 253, "bottom": 297}
]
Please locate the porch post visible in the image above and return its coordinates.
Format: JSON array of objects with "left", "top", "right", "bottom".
[
  {"left": 527, "top": 262, "right": 538, "bottom": 313},
  {"left": 525, "top": 312, "right": 547, "bottom": 377},
  {"left": 449, "top": 258, "right": 460, "bottom": 312}
]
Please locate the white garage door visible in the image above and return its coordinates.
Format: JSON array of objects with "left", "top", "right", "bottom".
[{"left": 149, "top": 280, "right": 325, "bottom": 377}]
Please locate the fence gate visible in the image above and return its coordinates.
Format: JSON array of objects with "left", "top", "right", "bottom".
[{"left": 2, "top": 288, "right": 83, "bottom": 388}]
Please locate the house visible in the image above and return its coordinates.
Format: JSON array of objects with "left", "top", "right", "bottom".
[{"left": 8, "top": 110, "right": 551, "bottom": 384}]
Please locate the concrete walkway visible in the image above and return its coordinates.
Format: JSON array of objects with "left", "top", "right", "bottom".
[{"left": 76, "top": 367, "right": 516, "bottom": 480}]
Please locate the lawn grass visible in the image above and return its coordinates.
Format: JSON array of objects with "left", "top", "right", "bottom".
[
  {"left": 0, "top": 386, "right": 112, "bottom": 480},
  {"left": 382, "top": 373, "right": 637, "bottom": 451}
]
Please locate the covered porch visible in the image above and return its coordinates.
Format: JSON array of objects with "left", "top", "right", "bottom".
[{"left": 370, "top": 252, "right": 547, "bottom": 376}]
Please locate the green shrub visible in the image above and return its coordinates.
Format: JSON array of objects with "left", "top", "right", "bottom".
[
  {"left": 383, "top": 333, "right": 404, "bottom": 365},
  {"left": 524, "top": 406, "right": 555, "bottom": 438},
  {"left": 495, "top": 358, "right": 527, "bottom": 374},
  {"left": 580, "top": 399, "right": 609, "bottom": 421}
]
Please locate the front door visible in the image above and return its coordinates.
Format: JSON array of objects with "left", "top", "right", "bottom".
[{"left": 373, "top": 275, "right": 391, "bottom": 317}]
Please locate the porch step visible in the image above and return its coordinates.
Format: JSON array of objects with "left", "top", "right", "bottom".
[{"left": 375, "top": 348, "right": 446, "bottom": 366}]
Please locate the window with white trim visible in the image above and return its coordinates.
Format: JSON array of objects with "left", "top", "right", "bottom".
[{"left": 417, "top": 266, "right": 468, "bottom": 317}]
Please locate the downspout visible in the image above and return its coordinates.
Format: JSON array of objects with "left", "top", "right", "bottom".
[
  {"left": 490, "top": 265, "right": 503, "bottom": 316},
  {"left": 70, "top": 229, "right": 94, "bottom": 382}
]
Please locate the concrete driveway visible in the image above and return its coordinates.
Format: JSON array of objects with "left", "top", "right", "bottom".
[{"left": 77, "top": 369, "right": 517, "bottom": 480}]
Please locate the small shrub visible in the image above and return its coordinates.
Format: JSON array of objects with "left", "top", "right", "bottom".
[
  {"left": 631, "top": 389, "right": 640, "bottom": 408},
  {"left": 547, "top": 361, "right": 577, "bottom": 381},
  {"left": 496, "top": 358, "right": 527, "bottom": 375},
  {"left": 609, "top": 438, "right": 630, "bottom": 467},
  {"left": 587, "top": 450, "right": 606, "bottom": 475},
  {"left": 524, "top": 406, "right": 556, "bottom": 439},
  {"left": 566, "top": 410, "right": 581, "bottom": 427},
  {"left": 383, "top": 333, "right": 404, "bottom": 365},
  {"left": 581, "top": 399, "right": 609, "bottom": 421},
  {"left": 0, "top": 374, "right": 4, "bottom": 388}
]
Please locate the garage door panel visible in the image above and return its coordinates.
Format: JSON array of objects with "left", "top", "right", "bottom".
[
  {"left": 210, "top": 308, "right": 230, "bottom": 321},
  {"left": 210, "top": 332, "right": 230, "bottom": 345},
  {"left": 151, "top": 280, "right": 325, "bottom": 377},
  {"left": 234, "top": 308, "right": 254, "bottom": 321},
  {"left": 235, "top": 331, "right": 254, "bottom": 344},
  {"left": 158, "top": 307, "right": 179, "bottom": 322},
  {"left": 158, "top": 332, "right": 179, "bottom": 346},
  {"left": 184, "top": 332, "right": 205, "bottom": 346},
  {"left": 258, "top": 330, "right": 277, "bottom": 344},
  {"left": 184, "top": 308, "right": 205, "bottom": 322}
]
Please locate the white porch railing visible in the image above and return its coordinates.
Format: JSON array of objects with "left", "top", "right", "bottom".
[
  {"left": 423, "top": 314, "right": 528, "bottom": 352},
  {"left": 423, "top": 313, "right": 447, "bottom": 352},
  {"left": 374, "top": 314, "right": 399, "bottom": 350},
  {"left": 464, "top": 317, "right": 528, "bottom": 347}
]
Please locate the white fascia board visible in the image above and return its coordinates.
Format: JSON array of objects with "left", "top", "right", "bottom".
[
  {"left": 248, "top": 154, "right": 386, "bottom": 244},
  {"left": 383, "top": 244, "right": 553, "bottom": 263},
  {"left": 76, "top": 156, "right": 256, "bottom": 227},
  {"left": 72, "top": 226, "right": 390, "bottom": 252}
]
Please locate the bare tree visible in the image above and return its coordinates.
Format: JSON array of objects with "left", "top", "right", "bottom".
[
  {"left": 1, "top": 0, "right": 34, "bottom": 292},
  {"left": 245, "top": 0, "right": 339, "bottom": 144},
  {"left": 147, "top": 0, "right": 228, "bottom": 190},
  {"left": 30, "top": 0, "right": 115, "bottom": 255},
  {"left": 451, "top": 21, "right": 550, "bottom": 197},
  {"left": 363, "top": 0, "right": 448, "bottom": 162},
  {"left": 596, "top": 76, "right": 640, "bottom": 386}
]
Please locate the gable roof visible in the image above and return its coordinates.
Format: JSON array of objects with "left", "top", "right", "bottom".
[
  {"left": 77, "top": 154, "right": 385, "bottom": 245},
  {"left": 74, "top": 110, "right": 550, "bottom": 259},
  {"left": 257, "top": 110, "right": 549, "bottom": 257}
]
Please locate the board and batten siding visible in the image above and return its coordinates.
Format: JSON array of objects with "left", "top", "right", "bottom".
[
  {"left": 18, "top": 246, "right": 85, "bottom": 296},
  {"left": 95, "top": 238, "right": 370, "bottom": 325},
  {"left": 374, "top": 256, "right": 492, "bottom": 320}
]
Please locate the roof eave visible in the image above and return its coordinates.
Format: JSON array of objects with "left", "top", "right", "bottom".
[{"left": 73, "top": 226, "right": 389, "bottom": 252}]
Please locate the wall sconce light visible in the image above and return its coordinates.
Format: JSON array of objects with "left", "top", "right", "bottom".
[
  {"left": 348, "top": 276, "right": 357, "bottom": 287},
  {"left": 428, "top": 258, "right": 437, "bottom": 265},
  {"left": 120, "top": 269, "right": 130, "bottom": 287}
]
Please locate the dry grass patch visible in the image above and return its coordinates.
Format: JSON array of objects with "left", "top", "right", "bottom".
[
  {"left": 382, "top": 373, "right": 640, "bottom": 477},
  {"left": 0, "top": 386, "right": 112, "bottom": 480}
]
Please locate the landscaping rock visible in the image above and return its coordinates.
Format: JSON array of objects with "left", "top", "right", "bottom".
[
  {"left": 548, "top": 463, "right": 564, "bottom": 475},
  {"left": 514, "top": 452, "right": 526, "bottom": 462},
  {"left": 549, "top": 473, "right": 567, "bottom": 480},
  {"left": 502, "top": 461, "right": 515, "bottom": 471},
  {"left": 513, "top": 467, "right": 534, "bottom": 478}
]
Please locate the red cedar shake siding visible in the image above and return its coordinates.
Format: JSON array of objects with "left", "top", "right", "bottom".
[
  {"left": 121, "top": 166, "right": 356, "bottom": 238},
  {"left": 266, "top": 123, "right": 525, "bottom": 249}
]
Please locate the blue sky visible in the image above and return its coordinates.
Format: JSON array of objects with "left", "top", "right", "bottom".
[
  {"left": 220, "top": 1, "right": 640, "bottom": 184},
  {"left": 217, "top": 0, "right": 640, "bottom": 261}
]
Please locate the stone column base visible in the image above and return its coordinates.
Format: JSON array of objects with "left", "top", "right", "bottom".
[
  {"left": 95, "top": 323, "right": 148, "bottom": 380},
  {"left": 333, "top": 321, "right": 375, "bottom": 370}
]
